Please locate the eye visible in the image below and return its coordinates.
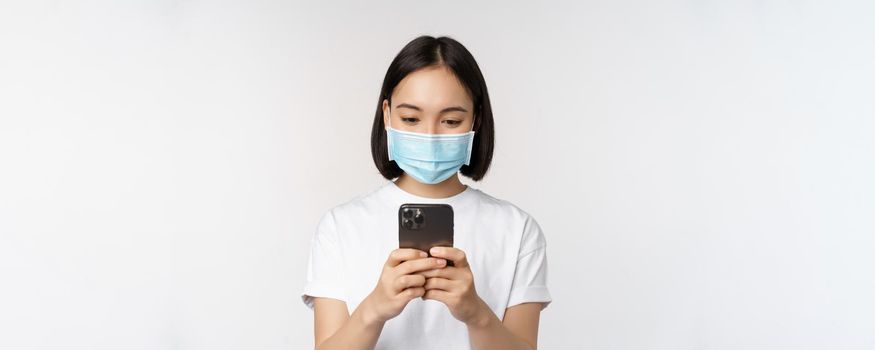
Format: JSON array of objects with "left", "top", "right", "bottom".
[
  {"left": 442, "top": 119, "right": 462, "bottom": 126},
  {"left": 401, "top": 117, "right": 419, "bottom": 123}
]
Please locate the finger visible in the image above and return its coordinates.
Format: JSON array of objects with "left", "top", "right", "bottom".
[
  {"left": 422, "top": 288, "right": 453, "bottom": 303},
  {"left": 429, "top": 247, "right": 468, "bottom": 268},
  {"left": 394, "top": 274, "right": 426, "bottom": 292},
  {"left": 401, "top": 286, "right": 425, "bottom": 300},
  {"left": 396, "top": 257, "right": 446, "bottom": 275},
  {"left": 386, "top": 248, "right": 428, "bottom": 268},
  {"left": 423, "top": 277, "right": 455, "bottom": 291},
  {"left": 417, "top": 267, "right": 458, "bottom": 279}
]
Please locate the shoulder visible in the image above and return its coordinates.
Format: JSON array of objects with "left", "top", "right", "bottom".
[
  {"left": 468, "top": 188, "right": 547, "bottom": 254},
  {"left": 467, "top": 187, "right": 540, "bottom": 225},
  {"left": 315, "top": 184, "right": 389, "bottom": 230}
]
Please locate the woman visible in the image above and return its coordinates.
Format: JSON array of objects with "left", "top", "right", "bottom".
[{"left": 301, "top": 35, "right": 552, "bottom": 350}]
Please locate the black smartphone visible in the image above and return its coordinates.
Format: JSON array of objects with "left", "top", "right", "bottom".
[{"left": 398, "top": 203, "right": 455, "bottom": 267}]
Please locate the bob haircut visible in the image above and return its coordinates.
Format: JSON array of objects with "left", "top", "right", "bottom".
[{"left": 370, "top": 35, "right": 495, "bottom": 181}]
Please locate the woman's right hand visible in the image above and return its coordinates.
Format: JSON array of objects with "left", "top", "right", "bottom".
[{"left": 361, "top": 248, "right": 447, "bottom": 324}]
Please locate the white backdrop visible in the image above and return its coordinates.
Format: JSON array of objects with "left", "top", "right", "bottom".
[{"left": 1, "top": 1, "right": 873, "bottom": 349}]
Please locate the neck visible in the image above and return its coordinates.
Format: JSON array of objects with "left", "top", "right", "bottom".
[{"left": 394, "top": 174, "right": 467, "bottom": 199}]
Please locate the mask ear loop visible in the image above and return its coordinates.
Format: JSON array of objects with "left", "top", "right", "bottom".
[
  {"left": 385, "top": 105, "right": 393, "bottom": 130},
  {"left": 463, "top": 114, "right": 476, "bottom": 165},
  {"left": 385, "top": 106, "right": 395, "bottom": 160}
]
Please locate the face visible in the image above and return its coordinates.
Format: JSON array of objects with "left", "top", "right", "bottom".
[{"left": 383, "top": 65, "right": 475, "bottom": 135}]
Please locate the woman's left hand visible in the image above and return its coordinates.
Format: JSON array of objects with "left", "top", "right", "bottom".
[{"left": 418, "top": 246, "right": 490, "bottom": 326}]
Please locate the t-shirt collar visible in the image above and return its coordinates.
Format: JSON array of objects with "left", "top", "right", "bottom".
[{"left": 382, "top": 180, "right": 475, "bottom": 208}]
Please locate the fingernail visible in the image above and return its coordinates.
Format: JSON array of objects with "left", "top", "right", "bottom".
[
  {"left": 420, "top": 252, "right": 428, "bottom": 258},
  {"left": 431, "top": 247, "right": 440, "bottom": 255}
]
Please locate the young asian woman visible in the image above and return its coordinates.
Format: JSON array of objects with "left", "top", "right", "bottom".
[{"left": 301, "top": 35, "right": 552, "bottom": 350}]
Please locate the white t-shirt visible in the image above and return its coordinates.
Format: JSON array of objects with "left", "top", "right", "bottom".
[{"left": 301, "top": 181, "right": 552, "bottom": 349}]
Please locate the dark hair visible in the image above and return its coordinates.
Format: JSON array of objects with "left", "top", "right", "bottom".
[{"left": 370, "top": 35, "right": 495, "bottom": 181}]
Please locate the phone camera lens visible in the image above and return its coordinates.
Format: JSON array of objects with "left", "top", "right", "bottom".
[
  {"left": 402, "top": 209, "right": 413, "bottom": 218},
  {"left": 403, "top": 219, "right": 413, "bottom": 229},
  {"left": 414, "top": 214, "right": 424, "bottom": 224}
]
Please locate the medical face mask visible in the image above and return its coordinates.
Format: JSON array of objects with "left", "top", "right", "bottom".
[{"left": 385, "top": 108, "right": 476, "bottom": 184}]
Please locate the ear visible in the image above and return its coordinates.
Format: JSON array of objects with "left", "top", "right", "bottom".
[{"left": 382, "top": 99, "right": 391, "bottom": 128}]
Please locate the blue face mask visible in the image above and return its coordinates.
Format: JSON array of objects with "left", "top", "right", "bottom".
[{"left": 385, "top": 108, "right": 476, "bottom": 184}]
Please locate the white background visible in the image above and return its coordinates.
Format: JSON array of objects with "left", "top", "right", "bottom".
[{"left": 1, "top": 1, "right": 874, "bottom": 349}]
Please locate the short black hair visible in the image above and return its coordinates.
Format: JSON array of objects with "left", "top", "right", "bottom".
[{"left": 370, "top": 35, "right": 495, "bottom": 181}]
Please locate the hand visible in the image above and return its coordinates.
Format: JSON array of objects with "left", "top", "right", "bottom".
[
  {"left": 418, "top": 246, "right": 490, "bottom": 326},
  {"left": 361, "top": 248, "right": 448, "bottom": 324}
]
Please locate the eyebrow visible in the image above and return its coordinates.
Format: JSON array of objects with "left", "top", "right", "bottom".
[{"left": 396, "top": 103, "right": 468, "bottom": 114}]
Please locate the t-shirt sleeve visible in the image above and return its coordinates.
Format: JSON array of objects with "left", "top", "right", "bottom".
[
  {"left": 301, "top": 210, "right": 346, "bottom": 310},
  {"left": 506, "top": 215, "right": 553, "bottom": 311}
]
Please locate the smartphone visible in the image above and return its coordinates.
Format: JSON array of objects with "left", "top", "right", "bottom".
[{"left": 398, "top": 203, "right": 455, "bottom": 267}]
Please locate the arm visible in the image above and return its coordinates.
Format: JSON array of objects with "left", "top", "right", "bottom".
[
  {"left": 312, "top": 249, "right": 445, "bottom": 350},
  {"left": 312, "top": 297, "right": 384, "bottom": 350},
  {"left": 422, "top": 247, "right": 545, "bottom": 350},
  {"left": 467, "top": 302, "right": 544, "bottom": 350}
]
